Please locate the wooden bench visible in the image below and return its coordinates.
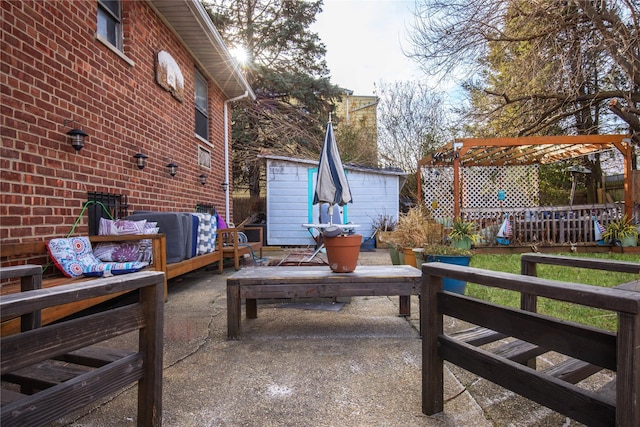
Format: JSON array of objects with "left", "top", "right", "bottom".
[
  {"left": 219, "top": 226, "right": 264, "bottom": 270},
  {"left": 1, "top": 233, "right": 223, "bottom": 336},
  {"left": 421, "top": 254, "right": 640, "bottom": 426},
  {"left": 165, "top": 236, "right": 224, "bottom": 278},
  {"left": 0, "top": 265, "right": 164, "bottom": 426}
]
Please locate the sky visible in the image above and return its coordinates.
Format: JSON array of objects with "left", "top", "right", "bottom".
[{"left": 311, "top": 0, "right": 424, "bottom": 96}]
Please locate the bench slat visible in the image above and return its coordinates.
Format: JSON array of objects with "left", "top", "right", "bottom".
[
  {"left": 1, "top": 389, "right": 25, "bottom": 406},
  {"left": 1, "top": 353, "right": 144, "bottom": 426},
  {"left": 543, "top": 358, "right": 604, "bottom": 384},
  {"left": 53, "top": 346, "right": 133, "bottom": 368},
  {"left": 492, "top": 339, "right": 545, "bottom": 364},
  {"left": 3, "top": 360, "right": 93, "bottom": 390},
  {"left": 448, "top": 326, "right": 506, "bottom": 346}
]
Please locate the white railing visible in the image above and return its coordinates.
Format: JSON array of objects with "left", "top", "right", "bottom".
[{"left": 459, "top": 203, "right": 623, "bottom": 245}]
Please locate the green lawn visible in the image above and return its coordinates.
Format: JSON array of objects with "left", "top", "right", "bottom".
[{"left": 467, "top": 253, "right": 639, "bottom": 331}]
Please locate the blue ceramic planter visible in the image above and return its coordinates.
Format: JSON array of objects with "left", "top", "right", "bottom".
[{"left": 423, "top": 254, "right": 471, "bottom": 294}]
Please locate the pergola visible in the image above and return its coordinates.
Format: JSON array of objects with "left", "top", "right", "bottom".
[{"left": 417, "top": 134, "right": 634, "bottom": 218}]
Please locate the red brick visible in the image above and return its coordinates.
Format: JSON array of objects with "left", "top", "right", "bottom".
[{"left": 2, "top": 0, "right": 233, "bottom": 244}]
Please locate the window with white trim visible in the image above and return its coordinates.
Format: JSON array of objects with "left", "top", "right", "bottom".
[
  {"left": 194, "top": 69, "right": 209, "bottom": 141},
  {"left": 97, "top": 0, "right": 122, "bottom": 50}
]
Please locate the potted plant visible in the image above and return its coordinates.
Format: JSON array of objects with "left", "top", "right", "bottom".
[
  {"left": 389, "top": 205, "right": 443, "bottom": 267},
  {"left": 602, "top": 215, "right": 639, "bottom": 247},
  {"left": 417, "top": 240, "right": 474, "bottom": 295},
  {"left": 448, "top": 218, "right": 480, "bottom": 250},
  {"left": 371, "top": 211, "right": 397, "bottom": 249},
  {"left": 322, "top": 227, "right": 362, "bottom": 273}
]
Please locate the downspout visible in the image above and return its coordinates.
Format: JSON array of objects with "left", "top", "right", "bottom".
[{"left": 224, "top": 91, "right": 249, "bottom": 225}]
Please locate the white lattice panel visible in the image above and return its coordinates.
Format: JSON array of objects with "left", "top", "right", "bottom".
[
  {"left": 462, "top": 165, "right": 539, "bottom": 209},
  {"left": 420, "top": 166, "right": 455, "bottom": 218},
  {"left": 420, "top": 165, "right": 539, "bottom": 219}
]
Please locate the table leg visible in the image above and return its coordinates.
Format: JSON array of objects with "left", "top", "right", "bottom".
[
  {"left": 246, "top": 299, "right": 257, "bottom": 318},
  {"left": 227, "top": 281, "right": 241, "bottom": 340},
  {"left": 399, "top": 295, "right": 410, "bottom": 317}
]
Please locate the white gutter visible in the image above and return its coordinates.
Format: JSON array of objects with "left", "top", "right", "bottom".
[{"left": 224, "top": 91, "right": 250, "bottom": 225}]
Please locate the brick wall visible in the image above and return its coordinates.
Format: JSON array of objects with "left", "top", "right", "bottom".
[{"left": 1, "top": 0, "right": 232, "bottom": 242}]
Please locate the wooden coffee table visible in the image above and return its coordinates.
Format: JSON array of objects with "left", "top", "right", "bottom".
[{"left": 226, "top": 265, "right": 422, "bottom": 339}]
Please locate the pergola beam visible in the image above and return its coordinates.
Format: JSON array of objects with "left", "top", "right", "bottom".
[{"left": 417, "top": 134, "right": 633, "bottom": 219}]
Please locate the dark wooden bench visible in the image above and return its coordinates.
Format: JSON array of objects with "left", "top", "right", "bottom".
[
  {"left": 448, "top": 254, "right": 640, "bottom": 371},
  {"left": 1, "top": 232, "right": 227, "bottom": 335},
  {"left": 219, "top": 226, "right": 264, "bottom": 270},
  {"left": 421, "top": 254, "right": 640, "bottom": 426},
  {"left": 0, "top": 265, "right": 164, "bottom": 426},
  {"left": 0, "top": 235, "right": 168, "bottom": 336}
]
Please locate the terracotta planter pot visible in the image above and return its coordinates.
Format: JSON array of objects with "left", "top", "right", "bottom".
[
  {"left": 402, "top": 247, "right": 417, "bottom": 267},
  {"left": 324, "top": 234, "right": 362, "bottom": 273}
]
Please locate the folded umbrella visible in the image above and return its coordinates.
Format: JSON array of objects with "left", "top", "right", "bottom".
[{"left": 313, "top": 119, "right": 352, "bottom": 224}]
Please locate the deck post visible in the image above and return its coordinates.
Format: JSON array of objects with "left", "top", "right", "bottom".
[{"left": 421, "top": 269, "right": 444, "bottom": 415}]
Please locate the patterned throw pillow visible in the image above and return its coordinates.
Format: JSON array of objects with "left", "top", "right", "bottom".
[
  {"left": 95, "top": 218, "right": 148, "bottom": 262},
  {"left": 98, "top": 218, "right": 147, "bottom": 235},
  {"left": 193, "top": 213, "right": 215, "bottom": 255},
  {"left": 138, "top": 222, "right": 159, "bottom": 264},
  {"left": 93, "top": 242, "right": 140, "bottom": 262},
  {"left": 47, "top": 237, "right": 148, "bottom": 278}
]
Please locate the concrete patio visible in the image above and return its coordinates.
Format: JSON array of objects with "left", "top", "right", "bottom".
[{"left": 50, "top": 248, "right": 589, "bottom": 426}]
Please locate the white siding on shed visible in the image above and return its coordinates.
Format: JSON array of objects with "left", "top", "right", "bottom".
[{"left": 265, "top": 157, "right": 405, "bottom": 246}]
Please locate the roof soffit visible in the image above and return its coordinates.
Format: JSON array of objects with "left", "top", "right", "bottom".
[{"left": 148, "top": 0, "right": 255, "bottom": 100}]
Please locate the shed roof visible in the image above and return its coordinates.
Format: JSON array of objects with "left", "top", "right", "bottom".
[
  {"left": 260, "top": 154, "right": 408, "bottom": 177},
  {"left": 149, "top": 0, "right": 255, "bottom": 100}
]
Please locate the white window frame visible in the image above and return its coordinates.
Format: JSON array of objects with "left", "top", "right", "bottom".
[
  {"left": 194, "top": 68, "right": 209, "bottom": 142},
  {"left": 97, "top": 0, "right": 122, "bottom": 51}
]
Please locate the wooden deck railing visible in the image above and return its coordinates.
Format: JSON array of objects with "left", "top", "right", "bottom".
[
  {"left": 421, "top": 255, "right": 640, "bottom": 426},
  {"left": 461, "top": 203, "right": 623, "bottom": 245}
]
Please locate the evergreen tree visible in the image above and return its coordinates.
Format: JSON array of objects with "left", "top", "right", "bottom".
[{"left": 203, "top": 0, "right": 343, "bottom": 197}]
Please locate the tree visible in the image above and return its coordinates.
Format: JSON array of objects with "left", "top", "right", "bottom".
[
  {"left": 203, "top": 0, "right": 343, "bottom": 197},
  {"left": 376, "top": 81, "right": 452, "bottom": 201},
  {"left": 408, "top": 0, "right": 640, "bottom": 145}
]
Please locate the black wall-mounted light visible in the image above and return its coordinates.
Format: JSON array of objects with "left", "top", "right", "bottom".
[
  {"left": 167, "top": 162, "right": 178, "bottom": 177},
  {"left": 134, "top": 153, "right": 148, "bottom": 170},
  {"left": 199, "top": 174, "right": 207, "bottom": 185},
  {"left": 221, "top": 182, "right": 229, "bottom": 192},
  {"left": 64, "top": 119, "right": 88, "bottom": 151}
]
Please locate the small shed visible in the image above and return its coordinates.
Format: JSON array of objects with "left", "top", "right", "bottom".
[{"left": 260, "top": 155, "right": 407, "bottom": 246}]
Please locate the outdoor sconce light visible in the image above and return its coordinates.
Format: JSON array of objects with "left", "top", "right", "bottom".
[
  {"left": 64, "top": 120, "right": 88, "bottom": 151},
  {"left": 134, "top": 153, "right": 148, "bottom": 170},
  {"left": 221, "top": 182, "right": 229, "bottom": 193},
  {"left": 199, "top": 174, "right": 207, "bottom": 185},
  {"left": 167, "top": 162, "right": 178, "bottom": 177}
]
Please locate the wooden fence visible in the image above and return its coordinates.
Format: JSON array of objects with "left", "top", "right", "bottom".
[{"left": 461, "top": 203, "right": 623, "bottom": 245}]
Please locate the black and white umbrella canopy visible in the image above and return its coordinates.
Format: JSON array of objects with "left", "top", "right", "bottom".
[{"left": 313, "top": 120, "right": 353, "bottom": 208}]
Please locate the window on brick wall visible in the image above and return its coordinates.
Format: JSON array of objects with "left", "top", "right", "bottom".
[
  {"left": 97, "top": 0, "right": 122, "bottom": 51},
  {"left": 194, "top": 69, "right": 209, "bottom": 141}
]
